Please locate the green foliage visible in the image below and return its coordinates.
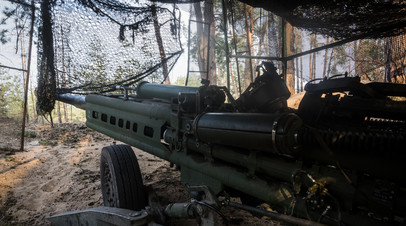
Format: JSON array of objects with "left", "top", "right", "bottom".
[
  {"left": 5, "top": 156, "right": 15, "bottom": 162},
  {"left": 356, "top": 40, "right": 386, "bottom": 81},
  {"left": 333, "top": 40, "right": 386, "bottom": 81},
  {"left": 73, "top": 37, "right": 109, "bottom": 89},
  {"left": 173, "top": 75, "right": 202, "bottom": 87},
  {"left": 1, "top": 3, "right": 32, "bottom": 44},
  {"left": 1, "top": 6, "right": 14, "bottom": 44},
  {"left": 0, "top": 29, "right": 9, "bottom": 44},
  {"left": 0, "top": 69, "right": 24, "bottom": 117},
  {"left": 334, "top": 44, "right": 349, "bottom": 68},
  {"left": 39, "top": 139, "right": 58, "bottom": 146},
  {"left": 50, "top": 102, "right": 86, "bottom": 123},
  {"left": 0, "top": 78, "right": 7, "bottom": 116},
  {"left": 113, "top": 58, "right": 143, "bottom": 82},
  {"left": 81, "top": 157, "right": 91, "bottom": 163},
  {"left": 24, "top": 130, "right": 37, "bottom": 138}
]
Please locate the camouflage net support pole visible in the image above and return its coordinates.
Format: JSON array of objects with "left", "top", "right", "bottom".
[{"left": 20, "top": 1, "right": 35, "bottom": 151}]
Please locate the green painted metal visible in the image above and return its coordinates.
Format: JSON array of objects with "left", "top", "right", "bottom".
[
  {"left": 194, "top": 112, "right": 301, "bottom": 155},
  {"left": 85, "top": 94, "right": 296, "bottom": 208},
  {"left": 86, "top": 94, "right": 172, "bottom": 159},
  {"left": 137, "top": 82, "right": 199, "bottom": 101},
  {"left": 83, "top": 82, "right": 405, "bottom": 225},
  {"left": 84, "top": 93, "right": 357, "bottom": 218}
]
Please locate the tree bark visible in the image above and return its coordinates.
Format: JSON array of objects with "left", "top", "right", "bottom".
[
  {"left": 19, "top": 24, "right": 30, "bottom": 123},
  {"left": 285, "top": 22, "right": 295, "bottom": 95},
  {"left": 256, "top": 9, "right": 267, "bottom": 61},
  {"left": 152, "top": 4, "right": 170, "bottom": 84},
  {"left": 54, "top": 37, "right": 62, "bottom": 124},
  {"left": 300, "top": 56, "right": 303, "bottom": 91},
  {"left": 333, "top": 47, "right": 337, "bottom": 74},
  {"left": 299, "top": 30, "right": 303, "bottom": 91},
  {"left": 264, "top": 11, "right": 270, "bottom": 57},
  {"left": 311, "top": 34, "right": 317, "bottom": 80},
  {"left": 309, "top": 53, "right": 313, "bottom": 81},
  {"left": 322, "top": 37, "right": 329, "bottom": 78},
  {"left": 29, "top": 77, "right": 36, "bottom": 121},
  {"left": 294, "top": 28, "right": 299, "bottom": 92},
  {"left": 204, "top": 0, "right": 216, "bottom": 84},
  {"left": 244, "top": 4, "right": 254, "bottom": 87},
  {"left": 384, "top": 37, "right": 392, "bottom": 82},
  {"left": 354, "top": 41, "right": 358, "bottom": 76},
  {"left": 327, "top": 47, "right": 334, "bottom": 78},
  {"left": 61, "top": 26, "right": 68, "bottom": 122},
  {"left": 194, "top": 2, "right": 208, "bottom": 81}
]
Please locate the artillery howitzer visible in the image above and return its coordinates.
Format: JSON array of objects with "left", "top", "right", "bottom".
[{"left": 49, "top": 62, "right": 406, "bottom": 226}]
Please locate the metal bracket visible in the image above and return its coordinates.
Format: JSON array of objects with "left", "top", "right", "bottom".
[
  {"left": 47, "top": 206, "right": 151, "bottom": 226},
  {"left": 187, "top": 185, "right": 219, "bottom": 226}
]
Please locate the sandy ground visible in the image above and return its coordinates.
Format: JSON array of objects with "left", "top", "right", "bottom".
[{"left": 0, "top": 116, "right": 276, "bottom": 225}]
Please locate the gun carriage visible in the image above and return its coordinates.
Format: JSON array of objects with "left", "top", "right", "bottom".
[{"left": 50, "top": 62, "right": 406, "bottom": 226}]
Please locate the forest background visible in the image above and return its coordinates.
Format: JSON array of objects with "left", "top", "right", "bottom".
[{"left": 0, "top": 0, "right": 403, "bottom": 125}]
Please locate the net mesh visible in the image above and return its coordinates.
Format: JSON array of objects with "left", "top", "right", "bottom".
[
  {"left": 238, "top": 0, "right": 406, "bottom": 40},
  {"left": 37, "top": 0, "right": 183, "bottom": 114},
  {"left": 388, "top": 34, "right": 406, "bottom": 83}
]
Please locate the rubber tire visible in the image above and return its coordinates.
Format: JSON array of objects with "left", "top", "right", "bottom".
[{"left": 100, "top": 145, "right": 147, "bottom": 211}]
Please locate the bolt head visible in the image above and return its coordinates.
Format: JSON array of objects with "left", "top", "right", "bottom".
[{"left": 129, "top": 212, "right": 142, "bottom": 217}]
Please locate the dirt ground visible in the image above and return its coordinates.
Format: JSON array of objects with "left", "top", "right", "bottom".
[{"left": 0, "top": 116, "right": 277, "bottom": 225}]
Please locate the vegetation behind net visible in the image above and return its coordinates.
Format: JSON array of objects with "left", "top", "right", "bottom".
[
  {"left": 37, "top": 0, "right": 183, "bottom": 114},
  {"left": 238, "top": 0, "right": 406, "bottom": 40}
]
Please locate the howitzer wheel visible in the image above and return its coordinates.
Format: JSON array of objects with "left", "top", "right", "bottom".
[{"left": 100, "top": 145, "right": 147, "bottom": 210}]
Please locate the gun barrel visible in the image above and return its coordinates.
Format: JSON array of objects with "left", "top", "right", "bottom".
[
  {"left": 137, "top": 82, "right": 199, "bottom": 101},
  {"left": 56, "top": 94, "right": 86, "bottom": 110}
]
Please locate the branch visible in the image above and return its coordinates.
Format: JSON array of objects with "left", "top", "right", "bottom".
[
  {"left": 4, "top": 0, "right": 32, "bottom": 8},
  {"left": 0, "top": 64, "right": 27, "bottom": 72}
]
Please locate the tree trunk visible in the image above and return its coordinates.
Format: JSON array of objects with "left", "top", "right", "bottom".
[
  {"left": 230, "top": 4, "right": 242, "bottom": 94},
  {"left": 152, "top": 4, "right": 170, "bottom": 84},
  {"left": 354, "top": 41, "right": 358, "bottom": 76},
  {"left": 29, "top": 77, "right": 36, "bottom": 122},
  {"left": 322, "top": 37, "right": 329, "bottom": 78},
  {"left": 57, "top": 102, "right": 62, "bottom": 124},
  {"left": 294, "top": 28, "right": 299, "bottom": 92},
  {"left": 264, "top": 11, "right": 270, "bottom": 57},
  {"left": 300, "top": 56, "right": 303, "bottom": 91},
  {"left": 19, "top": 25, "right": 29, "bottom": 123},
  {"left": 230, "top": 67, "right": 238, "bottom": 98},
  {"left": 384, "top": 37, "right": 392, "bottom": 82},
  {"left": 348, "top": 51, "right": 351, "bottom": 76},
  {"left": 67, "top": 52, "right": 73, "bottom": 121},
  {"left": 54, "top": 37, "right": 62, "bottom": 124},
  {"left": 327, "top": 47, "right": 334, "bottom": 78},
  {"left": 257, "top": 9, "right": 267, "bottom": 61},
  {"left": 285, "top": 22, "right": 295, "bottom": 95},
  {"left": 56, "top": 75, "right": 62, "bottom": 124},
  {"left": 312, "top": 53, "right": 316, "bottom": 79},
  {"left": 194, "top": 2, "right": 208, "bottom": 81},
  {"left": 204, "top": 0, "right": 216, "bottom": 84},
  {"left": 61, "top": 26, "right": 68, "bottom": 122},
  {"left": 311, "top": 34, "right": 317, "bottom": 80},
  {"left": 309, "top": 52, "right": 313, "bottom": 81},
  {"left": 299, "top": 30, "right": 303, "bottom": 91},
  {"left": 244, "top": 4, "right": 254, "bottom": 87},
  {"left": 333, "top": 47, "right": 337, "bottom": 75}
]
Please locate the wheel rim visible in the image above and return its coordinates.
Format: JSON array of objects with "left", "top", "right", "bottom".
[{"left": 102, "top": 160, "right": 118, "bottom": 207}]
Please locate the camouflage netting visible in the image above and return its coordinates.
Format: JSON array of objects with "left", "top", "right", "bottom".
[
  {"left": 238, "top": 0, "right": 406, "bottom": 40},
  {"left": 37, "top": 0, "right": 183, "bottom": 114},
  {"left": 36, "top": 0, "right": 406, "bottom": 114}
]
